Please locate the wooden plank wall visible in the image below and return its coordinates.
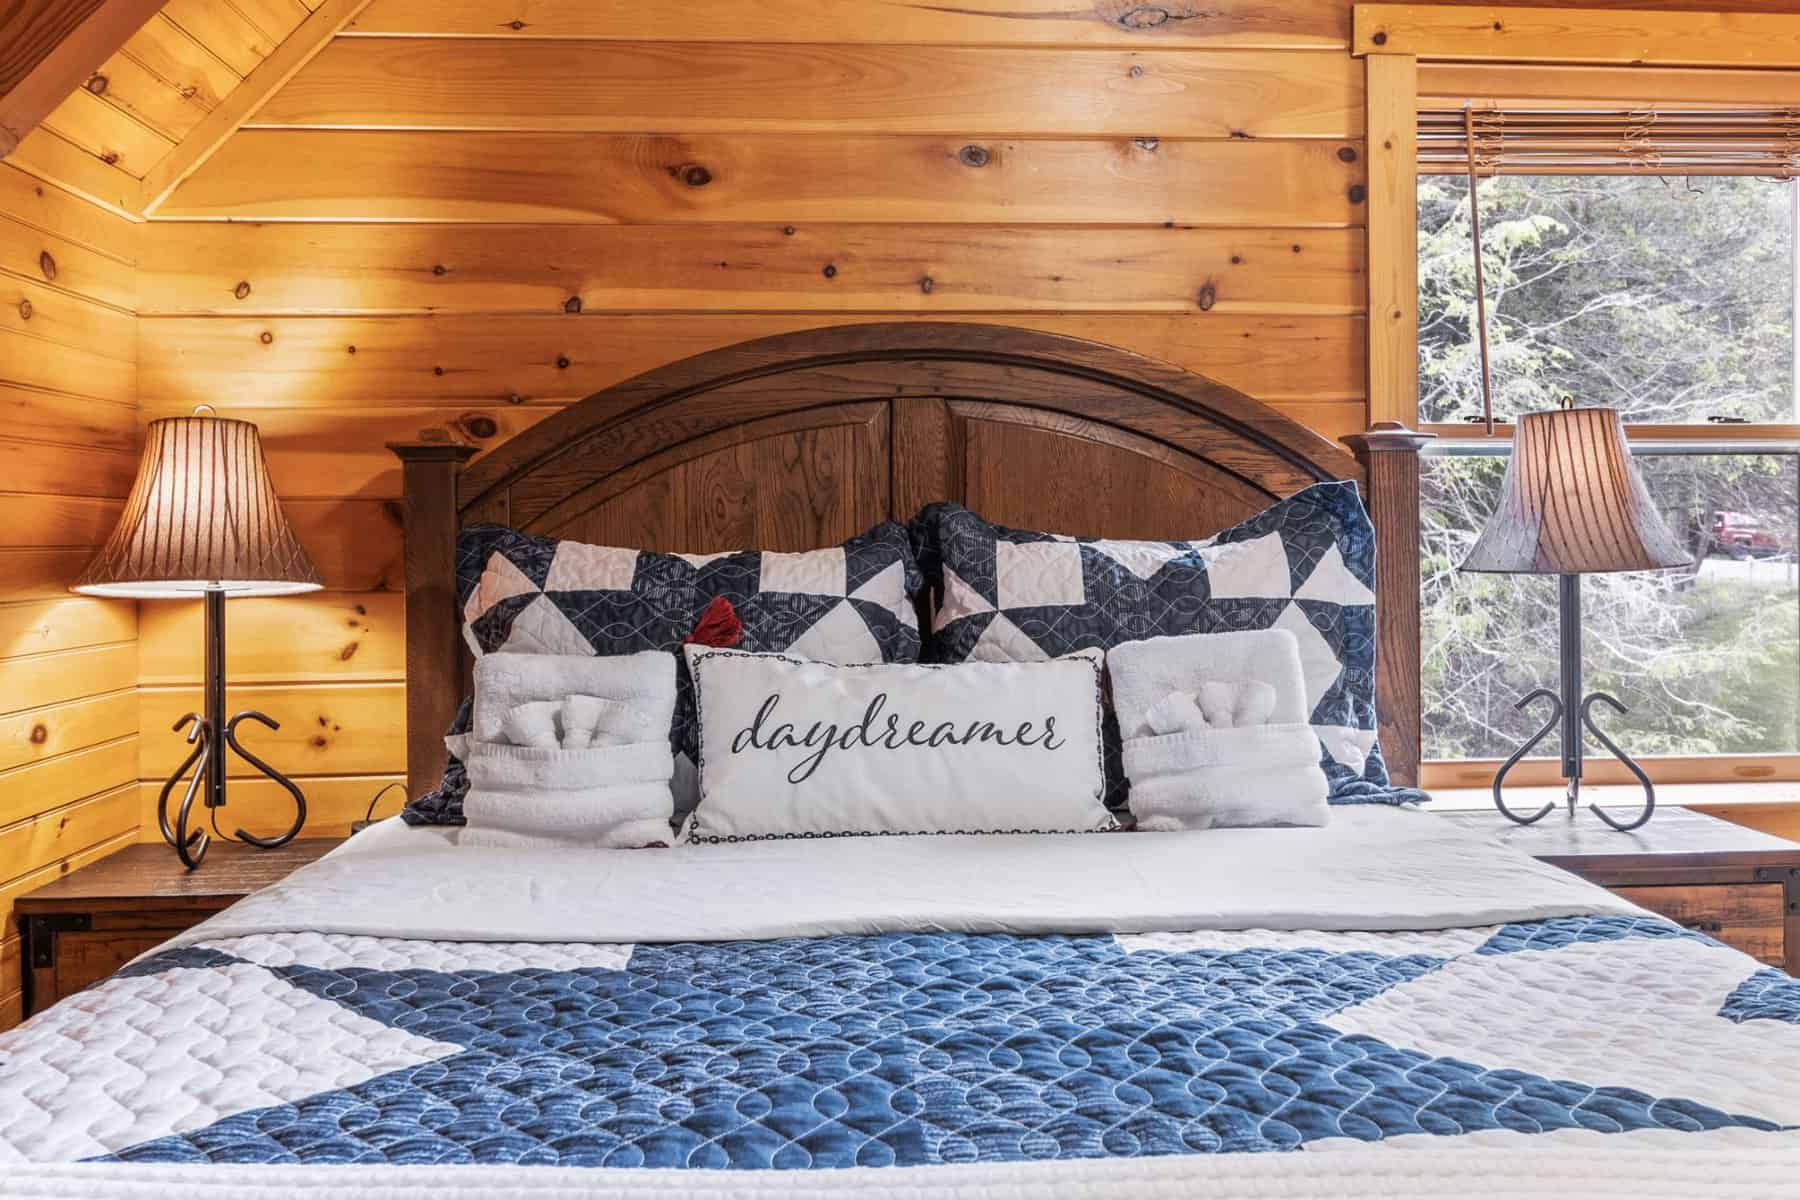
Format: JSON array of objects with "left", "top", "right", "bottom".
[
  {"left": 127, "top": 0, "right": 1371, "bottom": 834},
  {"left": 115, "top": 0, "right": 1800, "bottom": 848},
  {"left": 0, "top": 161, "right": 139, "bottom": 1029},
  {"left": 9, "top": 0, "right": 322, "bottom": 216}
]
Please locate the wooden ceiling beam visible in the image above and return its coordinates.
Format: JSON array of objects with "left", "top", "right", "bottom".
[
  {"left": 0, "top": 0, "right": 166, "bottom": 157},
  {"left": 1354, "top": 4, "right": 1800, "bottom": 67},
  {"left": 139, "top": 0, "right": 370, "bottom": 216}
]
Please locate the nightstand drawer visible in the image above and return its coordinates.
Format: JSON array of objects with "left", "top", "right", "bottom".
[{"left": 1613, "top": 883, "right": 1786, "bottom": 966}]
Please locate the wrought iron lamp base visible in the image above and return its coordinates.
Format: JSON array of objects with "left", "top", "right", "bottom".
[
  {"left": 1491, "top": 574, "right": 1655, "bottom": 833},
  {"left": 155, "top": 590, "right": 306, "bottom": 871}
]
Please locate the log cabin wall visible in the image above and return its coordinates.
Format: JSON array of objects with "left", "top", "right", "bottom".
[
  {"left": 0, "top": 161, "right": 140, "bottom": 1030},
  {"left": 127, "top": 0, "right": 1370, "bottom": 835},
  {"left": 109, "top": 0, "right": 1800, "bottom": 841}
]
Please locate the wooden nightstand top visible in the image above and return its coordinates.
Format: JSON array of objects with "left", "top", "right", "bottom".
[
  {"left": 1437, "top": 806, "right": 1800, "bottom": 880},
  {"left": 15, "top": 838, "right": 343, "bottom": 913}
]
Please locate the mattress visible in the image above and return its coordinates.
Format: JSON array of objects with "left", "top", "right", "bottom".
[{"left": 2, "top": 808, "right": 1798, "bottom": 1199}]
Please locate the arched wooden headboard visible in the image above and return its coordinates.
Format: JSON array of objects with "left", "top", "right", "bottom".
[{"left": 392, "top": 322, "right": 1429, "bottom": 791}]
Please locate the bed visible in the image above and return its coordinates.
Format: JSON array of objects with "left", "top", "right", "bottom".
[{"left": 2, "top": 323, "right": 1797, "bottom": 1198}]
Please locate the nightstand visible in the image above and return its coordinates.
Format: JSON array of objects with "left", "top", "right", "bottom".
[
  {"left": 15, "top": 838, "right": 342, "bottom": 1018},
  {"left": 1439, "top": 806, "right": 1800, "bottom": 973}
]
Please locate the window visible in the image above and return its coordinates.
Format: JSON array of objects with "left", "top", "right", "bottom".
[{"left": 1418, "top": 172, "right": 1800, "bottom": 783}]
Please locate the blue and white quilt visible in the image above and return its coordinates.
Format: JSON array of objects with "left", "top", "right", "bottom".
[{"left": 2, "top": 811, "right": 1798, "bottom": 1199}]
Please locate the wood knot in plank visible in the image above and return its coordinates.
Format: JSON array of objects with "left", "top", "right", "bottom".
[
  {"left": 822, "top": 264, "right": 837, "bottom": 278},
  {"left": 1196, "top": 282, "right": 1216, "bottom": 311},
  {"left": 1115, "top": 6, "right": 1170, "bottom": 28},
  {"left": 84, "top": 74, "right": 107, "bottom": 96},
  {"left": 958, "top": 145, "right": 989, "bottom": 167},
  {"left": 673, "top": 163, "right": 712, "bottom": 187},
  {"left": 563, "top": 295, "right": 582, "bottom": 314},
  {"left": 782, "top": 225, "right": 796, "bottom": 236},
  {"left": 1348, "top": 184, "right": 1366, "bottom": 204},
  {"left": 233, "top": 280, "right": 251, "bottom": 299},
  {"left": 38, "top": 251, "right": 55, "bottom": 281},
  {"left": 556, "top": 355, "right": 571, "bottom": 369},
  {"left": 919, "top": 276, "right": 934, "bottom": 294},
  {"left": 259, "top": 330, "right": 273, "bottom": 345},
  {"left": 29, "top": 723, "right": 46, "bottom": 745},
  {"left": 1337, "top": 146, "right": 1358, "bottom": 163},
  {"left": 432, "top": 264, "right": 448, "bottom": 276},
  {"left": 17, "top": 298, "right": 30, "bottom": 321}
]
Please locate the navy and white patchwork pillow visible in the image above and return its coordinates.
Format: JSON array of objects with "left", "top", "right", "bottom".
[
  {"left": 910, "top": 482, "right": 1416, "bottom": 805},
  {"left": 402, "top": 522, "right": 923, "bottom": 827}
]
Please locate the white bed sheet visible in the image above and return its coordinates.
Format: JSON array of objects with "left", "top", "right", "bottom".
[{"left": 171, "top": 806, "right": 1643, "bottom": 951}]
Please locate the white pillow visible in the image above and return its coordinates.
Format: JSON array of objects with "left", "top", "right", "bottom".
[{"left": 684, "top": 647, "right": 1110, "bottom": 842}]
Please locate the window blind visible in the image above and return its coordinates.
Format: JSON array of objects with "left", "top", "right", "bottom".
[{"left": 1420, "top": 107, "right": 1800, "bottom": 175}]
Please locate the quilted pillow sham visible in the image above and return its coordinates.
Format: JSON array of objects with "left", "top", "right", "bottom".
[
  {"left": 684, "top": 647, "right": 1110, "bottom": 842},
  {"left": 402, "top": 521, "right": 923, "bottom": 827},
  {"left": 909, "top": 482, "right": 1415, "bottom": 805}
]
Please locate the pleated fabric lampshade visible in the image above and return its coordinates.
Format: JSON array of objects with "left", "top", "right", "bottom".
[
  {"left": 1461, "top": 406, "right": 1691, "bottom": 575},
  {"left": 73, "top": 414, "right": 322, "bottom": 598}
]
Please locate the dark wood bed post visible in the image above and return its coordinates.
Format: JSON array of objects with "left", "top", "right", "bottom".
[
  {"left": 389, "top": 440, "right": 477, "bottom": 797},
  {"left": 1345, "top": 421, "right": 1435, "bottom": 789}
]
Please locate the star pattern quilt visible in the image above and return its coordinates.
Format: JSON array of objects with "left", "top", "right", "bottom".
[{"left": 2, "top": 816, "right": 1797, "bottom": 1198}]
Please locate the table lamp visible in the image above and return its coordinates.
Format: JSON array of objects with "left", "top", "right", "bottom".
[
  {"left": 1459, "top": 401, "right": 1692, "bottom": 832},
  {"left": 73, "top": 409, "right": 321, "bottom": 869}
]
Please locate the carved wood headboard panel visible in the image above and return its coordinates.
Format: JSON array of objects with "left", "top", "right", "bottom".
[{"left": 392, "top": 322, "right": 1428, "bottom": 793}]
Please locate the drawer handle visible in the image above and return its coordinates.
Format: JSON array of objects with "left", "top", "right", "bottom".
[{"left": 1681, "top": 919, "right": 1724, "bottom": 934}]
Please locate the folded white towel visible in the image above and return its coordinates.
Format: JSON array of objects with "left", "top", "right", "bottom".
[
  {"left": 1122, "top": 724, "right": 1328, "bottom": 830},
  {"left": 462, "top": 740, "right": 677, "bottom": 848},
  {"left": 1109, "top": 630, "right": 1327, "bottom": 830},
  {"left": 466, "top": 651, "right": 679, "bottom": 846},
  {"left": 1110, "top": 630, "right": 1310, "bottom": 738},
  {"left": 472, "top": 650, "right": 674, "bottom": 745}
]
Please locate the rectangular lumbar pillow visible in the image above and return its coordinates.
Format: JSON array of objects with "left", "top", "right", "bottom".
[
  {"left": 684, "top": 647, "right": 1110, "bottom": 842},
  {"left": 1110, "top": 630, "right": 1328, "bottom": 830}
]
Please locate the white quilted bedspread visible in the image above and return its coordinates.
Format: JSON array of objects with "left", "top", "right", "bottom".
[{"left": 0, "top": 810, "right": 1796, "bottom": 1199}]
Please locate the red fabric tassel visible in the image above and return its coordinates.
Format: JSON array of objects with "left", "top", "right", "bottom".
[{"left": 684, "top": 595, "right": 743, "bottom": 648}]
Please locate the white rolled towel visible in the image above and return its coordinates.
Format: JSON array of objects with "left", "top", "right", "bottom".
[
  {"left": 1146, "top": 680, "right": 1278, "bottom": 735},
  {"left": 500, "top": 700, "right": 563, "bottom": 748},
  {"left": 561, "top": 694, "right": 655, "bottom": 749}
]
